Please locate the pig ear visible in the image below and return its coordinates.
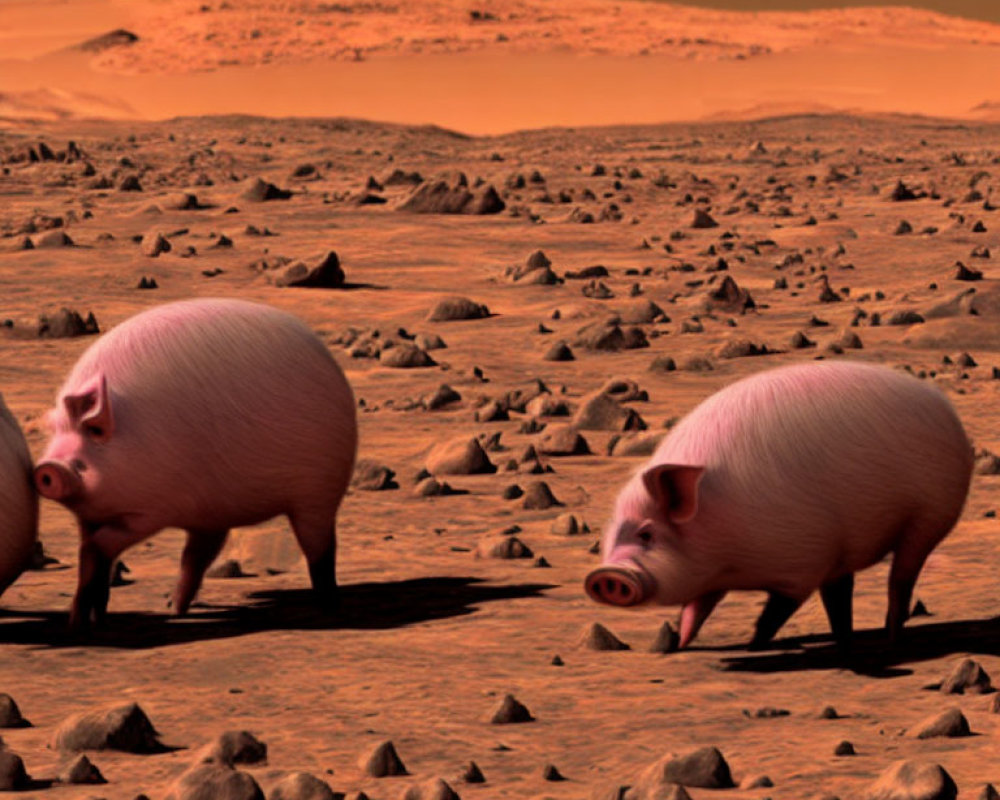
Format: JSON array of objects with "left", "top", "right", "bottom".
[
  {"left": 63, "top": 374, "right": 114, "bottom": 441},
  {"left": 642, "top": 464, "right": 705, "bottom": 525}
]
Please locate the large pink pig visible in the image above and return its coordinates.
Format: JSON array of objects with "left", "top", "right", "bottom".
[
  {"left": 585, "top": 361, "right": 973, "bottom": 650},
  {"left": 0, "top": 395, "right": 38, "bottom": 597},
  {"left": 35, "top": 298, "right": 357, "bottom": 628}
]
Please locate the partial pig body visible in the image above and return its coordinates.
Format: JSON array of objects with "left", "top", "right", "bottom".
[
  {"left": 36, "top": 298, "right": 357, "bottom": 626},
  {"left": 0, "top": 395, "right": 38, "bottom": 597},
  {"left": 586, "top": 361, "right": 973, "bottom": 649}
]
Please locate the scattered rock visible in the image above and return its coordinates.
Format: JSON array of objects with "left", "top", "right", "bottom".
[
  {"left": 54, "top": 702, "right": 164, "bottom": 753},
  {"left": 0, "top": 751, "right": 29, "bottom": 791},
  {"left": 649, "top": 621, "right": 680, "bottom": 653},
  {"left": 427, "top": 296, "right": 491, "bottom": 321},
  {"left": 573, "top": 391, "right": 646, "bottom": 431},
  {"left": 542, "top": 764, "right": 566, "bottom": 782},
  {"left": 955, "top": 261, "right": 983, "bottom": 281},
  {"left": 241, "top": 177, "right": 292, "bottom": 201},
  {"left": 37, "top": 308, "right": 99, "bottom": 339},
  {"left": 909, "top": 707, "right": 971, "bottom": 739},
  {"left": 32, "top": 229, "right": 75, "bottom": 248},
  {"left": 0, "top": 694, "right": 28, "bottom": 728},
  {"left": 426, "top": 436, "right": 495, "bottom": 475},
  {"left": 195, "top": 730, "right": 267, "bottom": 767},
  {"left": 59, "top": 753, "right": 106, "bottom": 784},
  {"left": 704, "top": 275, "right": 755, "bottom": 313},
  {"left": 543, "top": 341, "right": 575, "bottom": 361},
  {"left": 205, "top": 559, "right": 247, "bottom": 579},
  {"left": 521, "top": 481, "right": 562, "bottom": 509},
  {"left": 716, "top": 337, "right": 769, "bottom": 358},
  {"left": 488, "top": 694, "right": 534, "bottom": 724},
  {"left": 865, "top": 760, "right": 956, "bottom": 800},
  {"left": 351, "top": 460, "right": 399, "bottom": 491},
  {"left": 359, "top": 740, "right": 407, "bottom": 777},
  {"left": 551, "top": 512, "right": 589, "bottom": 535},
  {"left": 380, "top": 344, "right": 436, "bottom": 368},
  {"left": 413, "top": 477, "right": 459, "bottom": 497},
  {"left": 608, "top": 431, "right": 663, "bottom": 457},
  {"left": 476, "top": 535, "right": 533, "bottom": 559},
  {"left": 461, "top": 762, "right": 485, "bottom": 783},
  {"left": 272, "top": 251, "right": 345, "bottom": 288},
  {"left": 633, "top": 746, "right": 735, "bottom": 791},
  {"left": 742, "top": 774, "right": 774, "bottom": 789},
  {"left": 834, "top": 741, "right": 856, "bottom": 756},
  {"left": 691, "top": 209, "right": 719, "bottom": 228},
  {"left": 939, "top": 657, "right": 992, "bottom": 694},
  {"left": 578, "top": 622, "right": 630, "bottom": 651},
  {"left": 424, "top": 384, "right": 461, "bottom": 410},
  {"left": 401, "top": 777, "right": 462, "bottom": 800},
  {"left": 536, "top": 425, "right": 591, "bottom": 456},
  {"left": 269, "top": 772, "right": 337, "bottom": 800},
  {"left": 165, "top": 764, "right": 265, "bottom": 800}
]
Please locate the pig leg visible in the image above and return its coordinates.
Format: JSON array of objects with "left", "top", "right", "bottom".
[
  {"left": 885, "top": 541, "right": 933, "bottom": 644},
  {"left": 170, "top": 528, "right": 229, "bottom": 615},
  {"left": 71, "top": 521, "right": 156, "bottom": 629},
  {"left": 678, "top": 590, "right": 726, "bottom": 648},
  {"left": 820, "top": 573, "right": 855, "bottom": 650},
  {"left": 289, "top": 512, "right": 338, "bottom": 609},
  {"left": 749, "top": 592, "right": 804, "bottom": 649}
]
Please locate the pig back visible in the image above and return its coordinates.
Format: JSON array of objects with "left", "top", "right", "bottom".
[
  {"left": 0, "top": 395, "right": 38, "bottom": 595},
  {"left": 61, "top": 298, "right": 357, "bottom": 525},
  {"left": 654, "top": 361, "right": 972, "bottom": 585}
]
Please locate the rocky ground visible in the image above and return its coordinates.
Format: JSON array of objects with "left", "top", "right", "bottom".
[{"left": 0, "top": 111, "right": 999, "bottom": 798}]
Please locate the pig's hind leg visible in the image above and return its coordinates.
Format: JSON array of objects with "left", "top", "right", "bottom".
[
  {"left": 749, "top": 591, "right": 806, "bottom": 650},
  {"left": 289, "top": 511, "right": 339, "bottom": 610},
  {"left": 885, "top": 531, "right": 937, "bottom": 644},
  {"left": 171, "top": 528, "right": 229, "bottom": 614},
  {"left": 820, "top": 572, "right": 855, "bottom": 650}
]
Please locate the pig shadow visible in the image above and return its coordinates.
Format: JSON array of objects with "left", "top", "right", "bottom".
[
  {"left": 0, "top": 577, "right": 554, "bottom": 650},
  {"left": 717, "top": 615, "right": 1000, "bottom": 677}
]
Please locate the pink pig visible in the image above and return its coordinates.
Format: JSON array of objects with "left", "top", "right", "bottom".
[
  {"left": 0, "top": 394, "right": 38, "bottom": 597},
  {"left": 585, "top": 361, "right": 973, "bottom": 650},
  {"left": 35, "top": 298, "right": 357, "bottom": 628}
]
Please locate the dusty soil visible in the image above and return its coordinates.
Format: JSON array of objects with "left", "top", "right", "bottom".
[{"left": 0, "top": 109, "right": 999, "bottom": 798}]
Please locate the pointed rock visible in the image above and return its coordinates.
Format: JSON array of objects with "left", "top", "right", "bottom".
[
  {"left": 649, "top": 621, "right": 680, "bottom": 653},
  {"left": 691, "top": 209, "right": 719, "bottom": 229},
  {"left": 940, "top": 657, "right": 992, "bottom": 694},
  {"left": 572, "top": 391, "right": 646, "bottom": 431},
  {"left": 475, "top": 535, "right": 533, "bottom": 560},
  {"left": 461, "top": 762, "right": 485, "bottom": 784},
  {"left": 0, "top": 694, "right": 28, "bottom": 728},
  {"left": 834, "top": 741, "right": 856, "bottom": 756},
  {"left": 910, "top": 708, "right": 971, "bottom": 739},
  {"left": 488, "top": 694, "right": 534, "bottom": 724},
  {"left": 59, "top": 753, "right": 106, "bottom": 784},
  {"left": 543, "top": 341, "right": 575, "bottom": 361},
  {"left": 426, "top": 436, "right": 495, "bottom": 475},
  {"left": 359, "top": 740, "right": 407, "bottom": 777},
  {"left": 551, "top": 512, "right": 589, "bottom": 535},
  {"left": 578, "top": 622, "right": 630, "bottom": 651},
  {"left": 634, "top": 746, "right": 735, "bottom": 790},
  {"left": 521, "top": 481, "right": 562, "bottom": 510},
  {"left": 542, "top": 764, "right": 566, "bottom": 781},
  {"left": 0, "top": 751, "right": 29, "bottom": 791}
]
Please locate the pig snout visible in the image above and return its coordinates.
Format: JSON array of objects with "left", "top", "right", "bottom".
[
  {"left": 585, "top": 564, "right": 655, "bottom": 607},
  {"left": 34, "top": 459, "right": 82, "bottom": 502}
]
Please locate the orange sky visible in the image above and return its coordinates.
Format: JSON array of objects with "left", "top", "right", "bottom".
[{"left": 676, "top": 0, "right": 1000, "bottom": 23}]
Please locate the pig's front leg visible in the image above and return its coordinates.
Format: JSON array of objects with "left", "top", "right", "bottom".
[{"left": 71, "top": 520, "right": 155, "bottom": 630}]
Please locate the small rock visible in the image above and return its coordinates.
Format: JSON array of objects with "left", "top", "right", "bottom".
[
  {"left": 141, "top": 231, "right": 171, "bottom": 257},
  {"left": 634, "top": 746, "right": 735, "bottom": 790},
  {"left": 195, "top": 730, "right": 267, "bottom": 767},
  {"left": 649, "top": 621, "right": 679, "bottom": 653},
  {"left": 865, "top": 760, "right": 956, "bottom": 800},
  {"left": 380, "top": 344, "right": 436, "bottom": 368},
  {"left": 939, "top": 657, "right": 992, "bottom": 694},
  {"left": 59, "top": 753, "right": 106, "bottom": 784},
  {"left": 742, "top": 774, "right": 774, "bottom": 789},
  {"left": 572, "top": 392, "right": 646, "bottom": 431},
  {"left": 205, "top": 559, "right": 247, "bottom": 579},
  {"left": 475, "top": 535, "right": 533, "bottom": 560},
  {"left": 818, "top": 706, "right": 840, "bottom": 719},
  {"left": 542, "top": 764, "right": 566, "bottom": 782},
  {"left": 691, "top": 209, "right": 719, "bottom": 229},
  {"left": 54, "top": 702, "right": 163, "bottom": 753},
  {"left": 0, "top": 694, "right": 29, "bottom": 728},
  {"left": 834, "top": 741, "right": 856, "bottom": 756},
  {"left": 909, "top": 707, "right": 971, "bottom": 739},
  {"left": 0, "top": 751, "right": 29, "bottom": 791},
  {"left": 461, "top": 762, "right": 485, "bottom": 783},
  {"left": 38, "top": 308, "right": 99, "bottom": 339},
  {"left": 427, "top": 296, "right": 490, "bottom": 322},
  {"left": 400, "top": 777, "right": 461, "bottom": 800},
  {"left": 426, "top": 437, "right": 495, "bottom": 475},
  {"left": 358, "top": 740, "right": 407, "bottom": 777},
  {"left": 979, "top": 785, "right": 1000, "bottom": 800},
  {"left": 351, "top": 460, "right": 398, "bottom": 491},
  {"left": 746, "top": 707, "right": 790, "bottom": 718},
  {"left": 269, "top": 771, "right": 337, "bottom": 800},
  {"left": 241, "top": 177, "right": 292, "bottom": 201},
  {"left": 165, "top": 764, "right": 264, "bottom": 800},
  {"left": 578, "top": 622, "right": 630, "bottom": 651},
  {"left": 522, "top": 481, "right": 561, "bottom": 510},
  {"left": 543, "top": 341, "right": 575, "bottom": 361},
  {"left": 551, "top": 512, "right": 589, "bottom": 535},
  {"left": 488, "top": 694, "right": 534, "bottom": 724},
  {"left": 424, "top": 384, "right": 461, "bottom": 410},
  {"left": 536, "top": 425, "right": 591, "bottom": 456},
  {"left": 272, "top": 252, "right": 345, "bottom": 289}
]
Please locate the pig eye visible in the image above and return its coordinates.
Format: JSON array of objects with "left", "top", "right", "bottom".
[
  {"left": 637, "top": 529, "right": 653, "bottom": 545},
  {"left": 84, "top": 424, "right": 105, "bottom": 439}
]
